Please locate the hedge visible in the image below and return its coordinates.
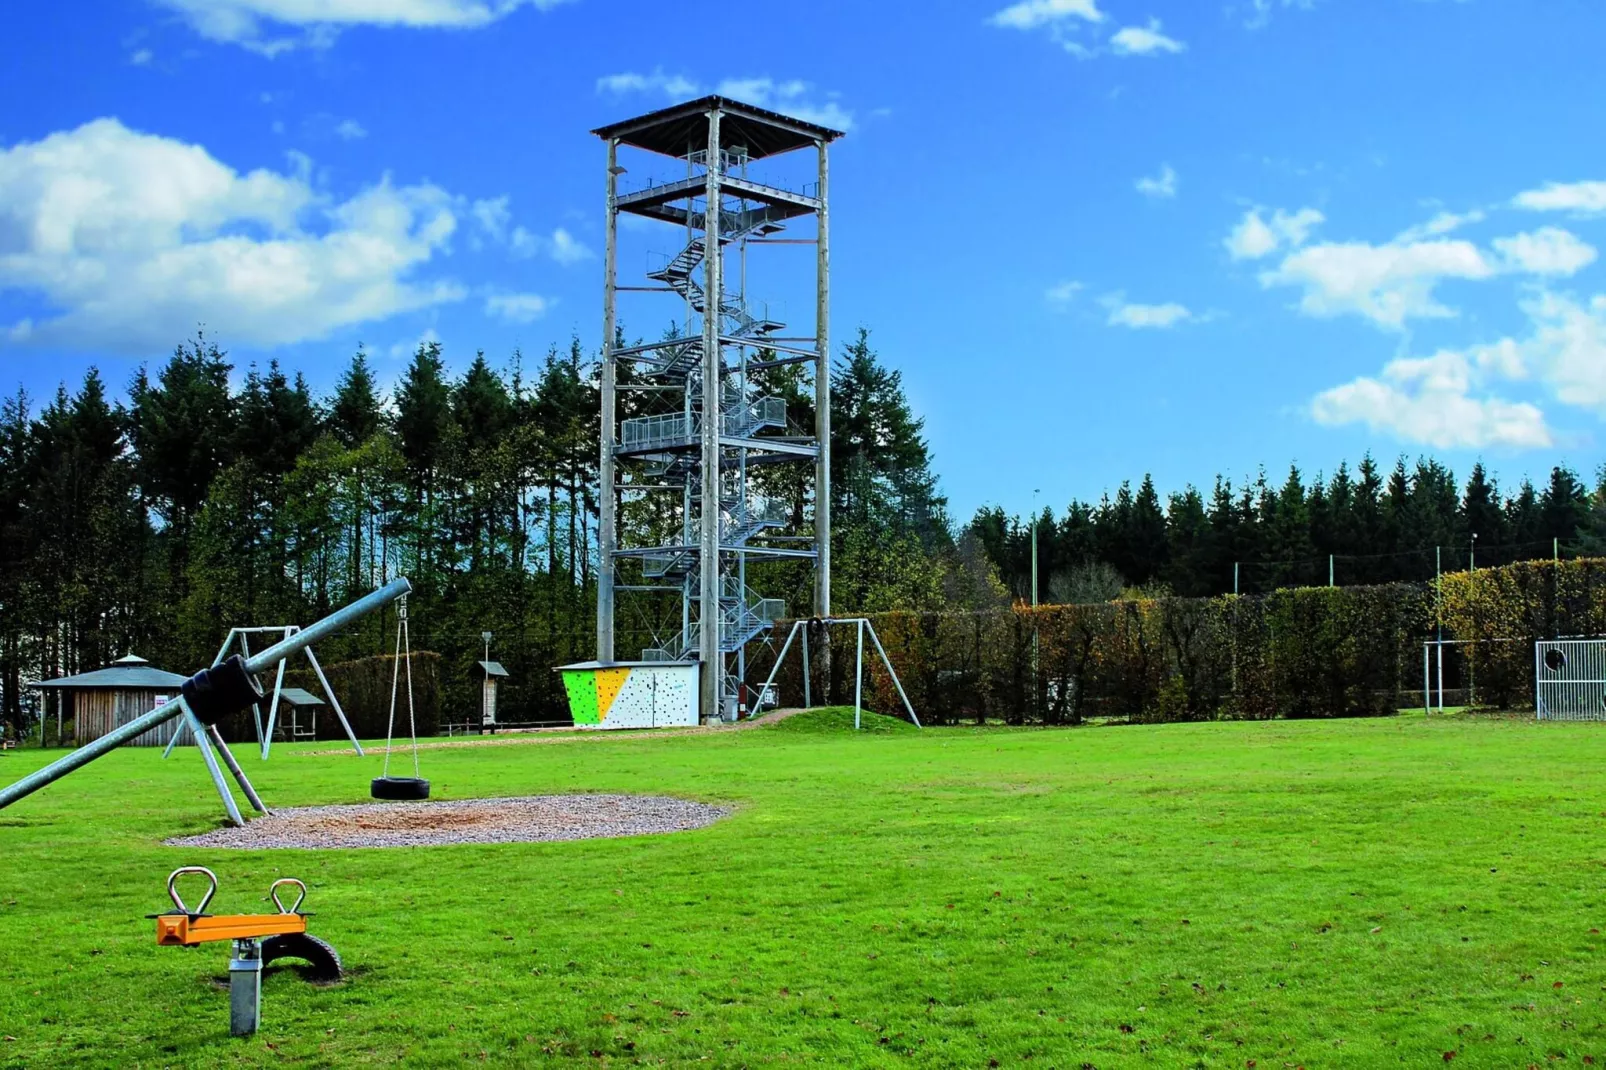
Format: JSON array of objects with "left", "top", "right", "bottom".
[
  {"left": 213, "top": 651, "right": 442, "bottom": 743},
  {"left": 752, "top": 582, "right": 1434, "bottom": 725},
  {"left": 1440, "top": 558, "right": 1606, "bottom": 709}
]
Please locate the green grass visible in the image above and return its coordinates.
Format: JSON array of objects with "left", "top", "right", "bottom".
[{"left": 2, "top": 709, "right": 1605, "bottom": 1068}]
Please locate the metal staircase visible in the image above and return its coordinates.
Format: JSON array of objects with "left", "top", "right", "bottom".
[
  {"left": 641, "top": 580, "right": 786, "bottom": 662},
  {"left": 597, "top": 103, "right": 837, "bottom": 721}
]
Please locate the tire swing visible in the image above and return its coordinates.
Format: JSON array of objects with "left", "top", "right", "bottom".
[{"left": 372, "top": 594, "right": 429, "bottom": 800}]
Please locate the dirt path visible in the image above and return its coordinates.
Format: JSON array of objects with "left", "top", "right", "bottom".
[{"left": 301, "top": 707, "right": 811, "bottom": 756}]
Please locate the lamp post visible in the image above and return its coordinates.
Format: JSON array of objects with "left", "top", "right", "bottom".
[
  {"left": 1030, "top": 488, "right": 1041, "bottom": 717},
  {"left": 1469, "top": 533, "right": 1478, "bottom": 707},
  {"left": 1030, "top": 488, "right": 1040, "bottom": 608}
]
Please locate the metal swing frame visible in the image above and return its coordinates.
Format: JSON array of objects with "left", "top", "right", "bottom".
[
  {"left": 163, "top": 624, "right": 364, "bottom": 760},
  {"left": 379, "top": 595, "right": 423, "bottom": 784},
  {"left": 756, "top": 617, "right": 921, "bottom": 730},
  {"left": 0, "top": 579, "right": 411, "bottom": 826}
]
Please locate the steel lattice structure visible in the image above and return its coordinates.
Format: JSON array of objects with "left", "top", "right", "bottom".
[{"left": 593, "top": 97, "right": 843, "bottom": 721}]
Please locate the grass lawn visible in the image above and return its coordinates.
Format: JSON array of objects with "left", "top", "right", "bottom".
[{"left": 2, "top": 708, "right": 1604, "bottom": 1068}]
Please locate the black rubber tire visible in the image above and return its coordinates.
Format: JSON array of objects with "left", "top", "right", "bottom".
[
  {"left": 261, "top": 932, "right": 343, "bottom": 982},
  {"left": 371, "top": 776, "right": 430, "bottom": 800}
]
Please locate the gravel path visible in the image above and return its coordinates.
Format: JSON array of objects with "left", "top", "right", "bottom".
[{"left": 166, "top": 794, "right": 730, "bottom": 850}]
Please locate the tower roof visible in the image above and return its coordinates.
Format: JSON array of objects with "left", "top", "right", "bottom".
[{"left": 592, "top": 95, "right": 844, "bottom": 160}]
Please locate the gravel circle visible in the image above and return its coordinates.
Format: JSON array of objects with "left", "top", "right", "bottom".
[{"left": 166, "top": 794, "right": 730, "bottom": 850}]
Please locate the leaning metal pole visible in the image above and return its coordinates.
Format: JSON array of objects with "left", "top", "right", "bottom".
[{"left": 0, "top": 577, "right": 412, "bottom": 813}]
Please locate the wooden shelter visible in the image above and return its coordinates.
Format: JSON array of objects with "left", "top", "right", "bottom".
[{"left": 32, "top": 655, "right": 189, "bottom": 747}]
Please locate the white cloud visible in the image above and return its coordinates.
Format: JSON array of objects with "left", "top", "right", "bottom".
[
  {"left": 387, "top": 326, "right": 440, "bottom": 360},
  {"left": 1104, "top": 296, "right": 1193, "bottom": 328},
  {"left": 0, "top": 118, "right": 464, "bottom": 353},
  {"left": 334, "top": 118, "right": 368, "bottom": 141},
  {"left": 1513, "top": 180, "right": 1606, "bottom": 216},
  {"left": 1520, "top": 290, "right": 1606, "bottom": 412},
  {"left": 1259, "top": 217, "right": 1597, "bottom": 329},
  {"left": 1241, "top": 0, "right": 1318, "bottom": 29},
  {"left": 1110, "top": 19, "right": 1185, "bottom": 55},
  {"left": 717, "top": 77, "right": 805, "bottom": 102},
  {"left": 485, "top": 292, "right": 550, "bottom": 323},
  {"left": 1135, "top": 163, "right": 1177, "bottom": 199},
  {"left": 468, "top": 198, "right": 589, "bottom": 264},
  {"left": 1309, "top": 285, "right": 1606, "bottom": 449},
  {"left": 130, "top": 48, "right": 154, "bottom": 65},
  {"left": 1311, "top": 350, "right": 1553, "bottom": 450},
  {"left": 1224, "top": 206, "right": 1323, "bottom": 260},
  {"left": 597, "top": 72, "right": 854, "bottom": 131},
  {"left": 596, "top": 69, "right": 700, "bottom": 99},
  {"left": 498, "top": 224, "right": 591, "bottom": 264},
  {"left": 152, "top": 0, "right": 569, "bottom": 54},
  {"left": 1493, "top": 227, "right": 1597, "bottom": 277},
  {"left": 1261, "top": 237, "right": 1495, "bottom": 328},
  {"left": 549, "top": 227, "right": 592, "bottom": 265},
  {"left": 988, "top": 0, "right": 1104, "bottom": 29},
  {"left": 714, "top": 77, "right": 854, "bottom": 131},
  {"left": 1394, "top": 208, "right": 1484, "bottom": 244},
  {"left": 470, "top": 195, "right": 511, "bottom": 240},
  {"left": 1045, "top": 280, "right": 1083, "bottom": 307}
]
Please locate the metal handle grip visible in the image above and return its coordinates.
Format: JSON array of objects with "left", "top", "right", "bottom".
[
  {"left": 168, "top": 866, "right": 218, "bottom": 915},
  {"left": 269, "top": 878, "right": 306, "bottom": 914}
]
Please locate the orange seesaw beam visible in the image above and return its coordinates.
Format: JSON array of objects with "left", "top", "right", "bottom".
[{"left": 155, "top": 913, "right": 307, "bottom": 946}]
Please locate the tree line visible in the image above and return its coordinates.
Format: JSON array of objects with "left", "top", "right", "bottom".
[
  {"left": 968, "top": 458, "right": 1606, "bottom": 604},
  {"left": 0, "top": 328, "right": 949, "bottom": 736},
  {"left": 4, "top": 317, "right": 1601, "bottom": 735}
]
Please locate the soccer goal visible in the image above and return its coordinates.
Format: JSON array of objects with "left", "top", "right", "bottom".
[{"left": 1535, "top": 639, "right": 1606, "bottom": 721}]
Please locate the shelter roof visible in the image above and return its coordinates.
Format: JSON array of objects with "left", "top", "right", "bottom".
[
  {"left": 33, "top": 664, "right": 188, "bottom": 690},
  {"left": 592, "top": 95, "right": 844, "bottom": 160}
]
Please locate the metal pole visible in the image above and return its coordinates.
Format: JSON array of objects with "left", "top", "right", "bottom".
[
  {"left": 260, "top": 641, "right": 288, "bottom": 760},
  {"left": 865, "top": 621, "right": 921, "bottom": 727},
  {"left": 1422, "top": 643, "right": 1431, "bottom": 715},
  {"left": 304, "top": 647, "right": 363, "bottom": 755},
  {"left": 1030, "top": 489, "right": 1040, "bottom": 717},
  {"left": 854, "top": 619, "right": 864, "bottom": 731},
  {"left": 1469, "top": 533, "right": 1478, "bottom": 706},
  {"left": 238, "top": 632, "right": 264, "bottom": 747},
  {"left": 161, "top": 716, "right": 189, "bottom": 758},
  {"left": 184, "top": 702, "right": 244, "bottom": 827},
  {"left": 1435, "top": 545, "right": 1443, "bottom": 711},
  {"left": 230, "top": 938, "right": 263, "bottom": 1036},
  {"left": 801, "top": 624, "right": 812, "bottom": 708},
  {"left": 1329, "top": 554, "right": 1334, "bottom": 588},
  {"left": 1233, "top": 562, "right": 1239, "bottom": 597},
  {"left": 0, "top": 578, "right": 411, "bottom": 813},
  {"left": 698, "top": 106, "right": 723, "bottom": 722},
  {"left": 756, "top": 620, "right": 801, "bottom": 713},
  {"left": 1030, "top": 490, "right": 1039, "bottom": 608},
  {"left": 598, "top": 135, "right": 620, "bottom": 665},
  {"left": 814, "top": 138, "right": 831, "bottom": 621},
  {"left": 208, "top": 724, "right": 269, "bottom": 814}
]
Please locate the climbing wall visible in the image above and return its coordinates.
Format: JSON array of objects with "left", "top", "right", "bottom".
[{"left": 558, "top": 663, "right": 699, "bottom": 729}]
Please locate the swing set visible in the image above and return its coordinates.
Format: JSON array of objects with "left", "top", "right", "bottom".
[
  {"left": 372, "top": 594, "right": 428, "bottom": 800},
  {"left": 161, "top": 623, "right": 364, "bottom": 761}
]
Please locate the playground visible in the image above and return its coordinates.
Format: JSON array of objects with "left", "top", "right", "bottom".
[{"left": 2, "top": 708, "right": 1603, "bottom": 1067}]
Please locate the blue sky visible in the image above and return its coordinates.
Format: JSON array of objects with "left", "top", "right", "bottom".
[{"left": 2, "top": 0, "right": 1604, "bottom": 520}]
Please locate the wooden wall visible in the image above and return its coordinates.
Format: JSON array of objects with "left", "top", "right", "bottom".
[{"left": 72, "top": 689, "right": 181, "bottom": 747}]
